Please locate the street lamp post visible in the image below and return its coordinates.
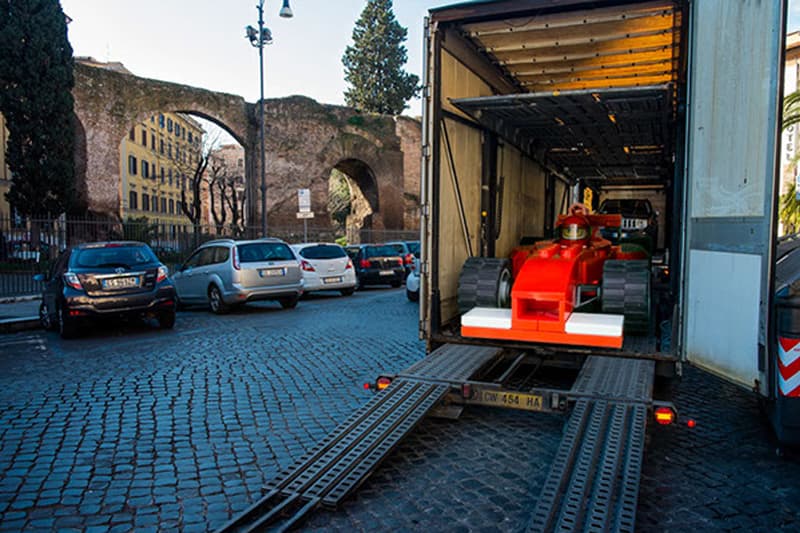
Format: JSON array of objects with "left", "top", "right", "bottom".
[{"left": 246, "top": 0, "right": 293, "bottom": 237}]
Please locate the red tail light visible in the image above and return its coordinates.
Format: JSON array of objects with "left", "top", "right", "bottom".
[
  {"left": 396, "top": 258, "right": 403, "bottom": 266},
  {"left": 359, "top": 259, "right": 370, "bottom": 268},
  {"left": 345, "top": 259, "right": 353, "bottom": 270},
  {"left": 376, "top": 376, "right": 392, "bottom": 391},
  {"left": 404, "top": 253, "right": 414, "bottom": 265},
  {"left": 301, "top": 260, "right": 316, "bottom": 272},
  {"left": 654, "top": 406, "right": 675, "bottom": 425},
  {"left": 156, "top": 265, "right": 168, "bottom": 283},
  {"left": 232, "top": 246, "right": 241, "bottom": 270},
  {"left": 63, "top": 272, "right": 83, "bottom": 290}
]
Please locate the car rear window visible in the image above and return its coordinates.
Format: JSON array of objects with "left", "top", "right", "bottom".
[
  {"left": 407, "top": 242, "right": 420, "bottom": 256},
  {"left": 365, "top": 245, "right": 398, "bottom": 258},
  {"left": 599, "top": 199, "right": 652, "bottom": 217},
  {"left": 298, "top": 244, "right": 346, "bottom": 260},
  {"left": 237, "top": 242, "right": 295, "bottom": 262},
  {"left": 71, "top": 245, "right": 158, "bottom": 268}
]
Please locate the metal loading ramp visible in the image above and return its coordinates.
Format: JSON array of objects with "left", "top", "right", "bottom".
[
  {"left": 217, "top": 344, "right": 500, "bottom": 532},
  {"left": 528, "top": 356, "right": 655, "bottom": 533}
]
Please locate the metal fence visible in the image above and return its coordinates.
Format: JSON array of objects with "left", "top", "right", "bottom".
[{"left": 0, "top": 216, "right": 419, "bottom": 298}]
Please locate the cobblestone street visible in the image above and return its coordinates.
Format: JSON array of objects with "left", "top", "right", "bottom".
[{"left": 0, "top": 288, "right": 798, "bottom": 532}]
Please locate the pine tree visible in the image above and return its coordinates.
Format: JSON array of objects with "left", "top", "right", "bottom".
[
  {"left": 342, "top": 0, "right": 419, "bottom": 115},
  {"left": 0, "top": 0, "right": 76, "bottom": 216}
]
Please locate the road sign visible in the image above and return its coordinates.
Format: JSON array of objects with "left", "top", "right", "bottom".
[
  {"left": 298, "top": 188, "right": 311, "bottom": 212},
  {"left": 296, "top": 211, "right": 315, "bottom": 219}
]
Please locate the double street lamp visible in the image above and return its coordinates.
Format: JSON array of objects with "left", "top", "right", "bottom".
[{"left": 246, "top": 0, "right": 293, "bottom": 236}]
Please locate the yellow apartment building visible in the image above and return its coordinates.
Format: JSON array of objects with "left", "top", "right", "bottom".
[{"left": 120, "top": 112, "right": 205, "bottom": 228}]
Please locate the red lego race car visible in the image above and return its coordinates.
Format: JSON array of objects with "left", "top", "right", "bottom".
[{"left": 458, "top": 204, "right": 651, "bottom": 349}]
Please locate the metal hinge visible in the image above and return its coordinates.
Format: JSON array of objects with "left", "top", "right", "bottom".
[
  {"left": 422, "top": 144, "right": 430, "bottom": 158},
  {"left": 421, "top": 204, "right": 430, "bottom": 217},
  {"left": 421, "top": 261, "right": 429, "bottom": 275},
  {"left": 419, "top": 320, "right": 427, "bottom": 340}
]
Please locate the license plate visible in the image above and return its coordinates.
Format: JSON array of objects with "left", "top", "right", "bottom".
[
  {"left": 260, "top": 268, "right": 285, "bottom": 277},
  {"left": 379, "top": 270, "right": 394, "bottom": 276},
  {"left": 478, "top": 390, "right": 544, "bottom": 412},
  {"left": 323, "top": 276, "right": 342, "bottom": 284},
  {"left": 103, "top": 276, "right": 138, "bottom": 289}
]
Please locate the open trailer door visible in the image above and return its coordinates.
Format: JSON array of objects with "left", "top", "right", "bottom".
[{"left": 683, "top": 0, "right": 786, "bottom": 393}]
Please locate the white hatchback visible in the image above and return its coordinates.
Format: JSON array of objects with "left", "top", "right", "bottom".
[{"left": 291, "top": 243, "right": 357, "bottom": 296}]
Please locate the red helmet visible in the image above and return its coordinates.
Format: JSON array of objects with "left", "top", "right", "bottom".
[{"left": 559, "top": 215, "right": 590, "bottom": 242}]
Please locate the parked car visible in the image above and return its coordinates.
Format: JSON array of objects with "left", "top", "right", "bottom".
[
  {"left": 291, "top": 242, "right": 357, "bottom": 296},
  {"left": 172, "top": 238, "right": 303, "bottom": 313},
  {"left": 345, "top": 244, "right": 405, "bottom": 289},
  {"left": 405, "top": 255, "right": 421, "bottom": 302},
  {"left": 386, "top": 240, "right": 420, "bottom": 277},
  {"left": 597, "top": 198, "right": 659, "bottom": 252},
  {"left": 35, "top": 241, "right": 176, "bottom": 338}
]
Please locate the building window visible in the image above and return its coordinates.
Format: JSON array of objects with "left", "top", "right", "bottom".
[
  {"left": 142, "top": 160, "right": 149, "bottom": 179},
  {"left": 154, "top": 196, "right": 160, "bottom": 213},
  {"left": 175, "top": 124, "right": 181, "bottom": 137},
  {"left": 168, "top": 168, "right": 173, "bottom": 186},
  {"left": 141, "top": 129, "right": 147, "bottom": 146},
  {"left": 150, "top": 116, "right": 155, "bottom": 123},
  {"left": 182, "top": 174, "right": 187, "bottom": 190},
  {"left": 161, "top": 198, "right": 167, "bottom": 213},
  {"left": 188, "top": 132, "right": 193, "bottom": 143},
  {"left": 159, "top": 114, "right": 165, "bottom": 128},
  {"left": 168, "top": 143, "right": 172, "bottom": 158},
  {"left": 175, "top": 145, "right": 180, "bottom": 161},
  {"left": 129, "top": 191, "right": 138, "bottom": 210},
  {"left": 151, "top": 133, "right": 156, "bottom": 150},
  {"left": 129, "top": 128, "right": 135, "bottom": 141},
  {"left": 128, "top": 155, "right": 137, "bottom": 175},
  {"left": 160, "top": 167, "right": 165, "bottom": 184},
  {"left": 169, "top": 199, "right": 174, "bottom": 214},
  {"left": 167, "top": 118, "right": 173, "bottom": 132},
  {"left": 142, "top": 193, "right": 150, "bottom": 211}
]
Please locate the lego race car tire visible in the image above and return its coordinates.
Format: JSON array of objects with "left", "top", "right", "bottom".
[
  {"left": 457, "top": 257, "right": 512, "bottom": 314},
  {"left": 601, "top": 260, "right": 651, "bottom": 334}
]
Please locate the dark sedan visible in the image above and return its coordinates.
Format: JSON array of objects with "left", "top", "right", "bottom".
[
  {"left": 345, "top": 244, "right": 405, "bottom": 289},
  {"left": 36, "top": 241, "right": 177, "bottom": 338}
]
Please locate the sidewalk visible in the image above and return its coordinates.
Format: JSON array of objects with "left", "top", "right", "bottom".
[{"left": 0, "top": 295, "right": 41, "bottom": 333}]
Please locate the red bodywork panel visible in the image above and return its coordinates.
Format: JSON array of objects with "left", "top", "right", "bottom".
[{"left": 462, "top": 213, "right": 629, "bottom": 348}]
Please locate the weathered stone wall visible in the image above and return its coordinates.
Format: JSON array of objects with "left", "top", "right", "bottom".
[{"left": 72, "top": 63, "right": 421, "bottom": 233}]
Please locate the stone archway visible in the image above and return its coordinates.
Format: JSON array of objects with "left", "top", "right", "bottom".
[
  {"left": 331, "top": 158, "right": 379, "bottom": 235},
  {"left": 72, "top": 63, "right": 419, "bottom": 232}
]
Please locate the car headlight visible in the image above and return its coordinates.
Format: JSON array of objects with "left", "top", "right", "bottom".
[{"left": 634, "top": 219, "right": 648, "bottom": 230}]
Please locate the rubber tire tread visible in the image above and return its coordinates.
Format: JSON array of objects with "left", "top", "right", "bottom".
[
  {"left": 602, "top": 260, "right": 651, "bottom": 334},
  {"left": 457, "top": 257, "right": 512, "bottom": 314}
]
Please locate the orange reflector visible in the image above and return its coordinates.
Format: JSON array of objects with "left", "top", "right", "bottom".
[
  {"left": 376, "top": 377, "right": 392, "bottom": 391},
  {"left": 462, "top": 383, "right": 472, "bottom": 399},
  {"left": 654, "top": 407, "right": 675, "bottom": 425},
  {"left": 687, "top": 419, "right": 696, "bottom": 428},
  {"left": 363, "top": 383, "right": 371, "bottom": 390}
]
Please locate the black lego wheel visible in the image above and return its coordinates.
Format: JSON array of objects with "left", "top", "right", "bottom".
[
  {"left": 457, "top": 257, "right": 512, "bottom": 314},
  {"left": 601, "top": 260, "right": 651, "bottom": 334}
]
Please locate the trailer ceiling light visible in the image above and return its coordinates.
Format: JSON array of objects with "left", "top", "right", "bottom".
[
  {"left": 654, "top": 406, "right": 675, "bottom": 425},
  {"left": 376, "top": 377, "right": 392, "bottom": 391}
]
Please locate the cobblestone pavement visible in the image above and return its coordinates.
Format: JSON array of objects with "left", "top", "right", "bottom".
[{"left": 0, "top": 287, "right": 798, "bottom": 532}]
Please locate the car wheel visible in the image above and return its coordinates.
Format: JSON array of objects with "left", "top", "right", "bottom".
[
  {"left": 340, "top": 287, "right": 355, "bottom": 297},
  {"left": 208, "top": 285, "right": 229, "bottom": 314},
  {"left": 406, "top": 288, "right": 419, "bottom": 302},
  {"left": 391, "top": 280, "right": 401, "bottom": 288},
  {"left": 57, "top": 305, "right": 78, "bottom": 339},
  {"left": 355, "top": 277, "right": 363, "bottom": 291},
  {"left": 39, "top": 301, "right": 55, "bottom": 331},
  {"left": 158, "top": 310, "right": 176, "bottom": 329},
  {"left": 279, "top": 295, "right": 299, "bottom": 309}
]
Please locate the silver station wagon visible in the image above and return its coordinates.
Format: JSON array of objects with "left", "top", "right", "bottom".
[{"left": 172, "top": 238, "right": 303, "bottom": 313}]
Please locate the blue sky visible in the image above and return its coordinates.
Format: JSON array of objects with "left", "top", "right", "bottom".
[{"left": 61, "top": 0, "right": 800, "bottom": 120}]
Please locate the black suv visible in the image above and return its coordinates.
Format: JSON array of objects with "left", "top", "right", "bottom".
[
  {"left": 345, "top": 244, "right": 405, "bottom": 289},
  {"left": 36, "top": 241, "right": 177, "bottom": 338},
  {"left": 597, "top": 198, "right": 658, "bottom": 252}
]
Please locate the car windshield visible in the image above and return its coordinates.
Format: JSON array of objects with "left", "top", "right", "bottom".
[
  {"left": 299, "top": 244, "right": 346, "bottom": 260},
  {"left": 407, "top": 242, "right": 420, "bottom": 256},
  {"left": 72, "top": 245, "right": 158, "bottom": 268},
  {"left": 365, "top": 245, "right": 398, "bottom": 258},
  {"left": 599, "top": 199, "right": 652, "bottom": 217},
  {"left": 237, "top": 242, "right": 295, "bottom": 262}
]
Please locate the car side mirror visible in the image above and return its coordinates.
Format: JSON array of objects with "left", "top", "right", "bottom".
[{"left": 32, "top": 273, "right": 45, "bottom": 282}]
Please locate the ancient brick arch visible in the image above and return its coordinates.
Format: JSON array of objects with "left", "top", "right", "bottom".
[{"left": 71, "top": 62, "right": 418, "bottom": 233}]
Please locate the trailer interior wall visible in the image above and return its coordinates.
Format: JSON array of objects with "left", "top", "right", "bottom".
[
  {"left": 683, "top": 0, "right": 785, "bottom": 394},
  {"left": 494, "top": 143, "right": 548, "bottom": 258}
]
